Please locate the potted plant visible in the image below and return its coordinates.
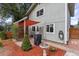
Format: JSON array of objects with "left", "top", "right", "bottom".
[
  {"left": 49, "top": 47, "right": 57, "bottom": 52},
  {"left": 21, "top": 34, "right": 32, "bottom": 51},
  {"left": 6, "top": 32, "right": 12, "bottom": 39}
]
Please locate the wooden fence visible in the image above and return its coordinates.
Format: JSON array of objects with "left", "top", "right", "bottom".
[{"left": 69, "top": 28, "right": 79, "bottom": 39}]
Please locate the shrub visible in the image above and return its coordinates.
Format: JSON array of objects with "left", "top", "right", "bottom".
[
  {"left": 21, "top": 34, "right": 32, "bottom": 51},
  {"left": 49, "top": 47, "right": 57, "bottom": 52},
  {"left": 0, "top": 31, "right": 6, "bottom": 40},
  {"left": 11, "top": 24, "right": 19, "bottom": 39},
  {"left": 0, "top": 42, "right": 3, "bottom": 47}
]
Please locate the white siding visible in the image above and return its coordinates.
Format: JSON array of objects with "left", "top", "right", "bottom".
[
  {"left": 29, "top": 3, "right": 68, "bottom": 44},
  {"left": 29, "top": 3, "right": 65, "bottom": 22}
]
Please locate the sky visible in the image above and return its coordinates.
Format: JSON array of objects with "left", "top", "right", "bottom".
[
  {"left": 5, "top": 17, "right": 13, "bottom": 25},
  {"left": 75, "top": 3, "right": 79, "bottom": 18},
  {"left": 71, "top": 3, "right": 79, "bottom": 25},
  {"left": 0, "top": 16, "right": 12, "bottom": 25}
]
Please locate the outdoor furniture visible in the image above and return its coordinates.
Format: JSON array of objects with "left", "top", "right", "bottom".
[{"left": 34, "top": 34, "right": 42, "bottom": 46}]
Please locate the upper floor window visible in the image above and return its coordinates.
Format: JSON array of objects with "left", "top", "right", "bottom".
[{"left": 37, "top": 9, "right": 44, "bottom": 17}]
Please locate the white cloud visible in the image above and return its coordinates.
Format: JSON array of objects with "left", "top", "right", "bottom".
[
  {"left": 5, "top": 17, "right": 12, "bottom": 25},
  {"left": 71, "top": 17, "right": 78, "bottom": 25},
  {"left": 71, "top": 3, "right": 79, "bottom": 25},
  {"left": 74, "top": 3, "right": 79, "bottom": 18}
]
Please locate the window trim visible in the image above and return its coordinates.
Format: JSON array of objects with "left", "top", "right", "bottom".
[
  {"left": 40, "top": 9, "right": 43, "bottom": 15},
  {"left": 37, "top": 9, "right": 44, "bottom": 17},
  {"left": 46, "top": 24, "right": 55, "bottom": 34},
  {"left": 37, "top": 26, "right": 39, "bottom": 31},
  {"left": 32, "top": 26, "right": 35, "bottom": 31}
]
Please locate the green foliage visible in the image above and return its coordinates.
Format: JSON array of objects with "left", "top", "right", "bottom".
[
  {"left": 78, "top": 21, "right": 79, "bottom": 25},
  {"left": 49, "top": 47, "right": 57, "bottom": 52},
  {"left": 0, "top": 31, "right": 6, "bottom": 40},
  {"left": 0, "top": 26, "right": 4, "bottom": 31},
  {"left": 0, "top": 42, "right": 3, "bottom": 47},
  {"left": 0, "top": 3, "right": 31, "bottom": 22},
  {"left": 11, "top": 24, "right": 19, "bottom": 39},
  {"left": 21, "top": 34, "right": 32, "bottom": 51}
]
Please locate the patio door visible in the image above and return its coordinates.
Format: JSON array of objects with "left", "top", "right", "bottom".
[{"left": 38, "top": 26, "right": 44, "bottom": 40}]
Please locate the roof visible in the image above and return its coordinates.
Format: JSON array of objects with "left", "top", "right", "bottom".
[
  {"left": 18, "top": 19, "right": 39, "bottom": 26},
  {"left": 13, "top": 16, "right": 28, "bottom": 24},
  {"left": 25, "top": 3, "right": 38, "bottom": 16},
  {"left": 68, "top": 3, "right": 75, "bottom": 16}
]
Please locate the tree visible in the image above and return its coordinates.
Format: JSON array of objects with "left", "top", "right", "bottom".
[
  {"left": 0, "top": 3, "right": 31, "bottom": 37},
  {"left": 78, "top": 21, "right": 79, "bottom": 25},
  {"left": 0, "top": 25, "right": 4, "bottom": 31},
  {"left": 0, "top": 3, "right": 31, "bottom": 22}
]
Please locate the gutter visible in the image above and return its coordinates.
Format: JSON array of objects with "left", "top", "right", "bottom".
[
  {"left": 13, "top": 16, "right": 28, "bottom": 24},
  {"left": 25, "top": 3, "right": 38, "bottom": 16}
]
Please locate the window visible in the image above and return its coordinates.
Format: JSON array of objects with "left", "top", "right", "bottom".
[
  {"left": 40, "top": 9, "right": 43, "bottom": 15},
  {"left": 50, "top": 24, "right": 54, "bottom": 32},
  {"left": 37, "top": 11, "right": 39, "bottom": 17},
  {"left": 32, "top": 26, "right": 35, "bottom": 31},
  {"left": 46, "top": 25, "right": 49, "bottom": 32},
  {"left": 46, "top": 24, "right": 55, "bottom": 33},
  {"left": 37, "top": 26, "right": 39, "bottom": 31},
  {"left": 37, "top": 9, "right": 44, "bottom": 17}
]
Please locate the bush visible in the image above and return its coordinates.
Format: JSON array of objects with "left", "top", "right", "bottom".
[
  {"left": 11, "top": 24, "right": 19, "bottom": 39},
  {"left": 0, "top": 31, "right": 6, "bottom": 40},
  {"left": 0, "top": 42, "right": 3, "bottom": 47},
  {"left": 21, "top": 34, "right": 32, "bottom": 51},
  {"left": 49, "top": 47, "right": 57, "bottom": 52}
]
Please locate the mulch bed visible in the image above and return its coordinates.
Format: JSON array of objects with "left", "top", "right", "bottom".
[
  {"left": 0, "top": 40, "right": 66, "bottom": 56},
  {"left": 47, "top": 48, "right": 66, "bottom": 56}
]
